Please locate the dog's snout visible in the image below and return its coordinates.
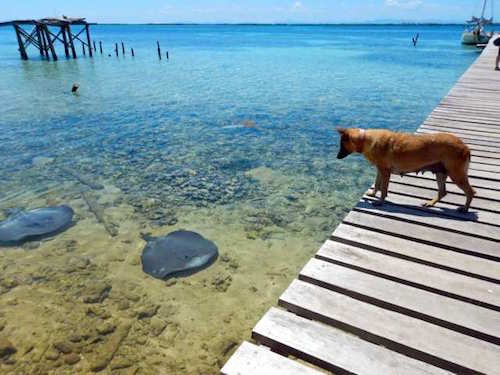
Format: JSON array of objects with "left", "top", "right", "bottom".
[{"left": 337, "top": 146, "right": 350, "bottom": 159}]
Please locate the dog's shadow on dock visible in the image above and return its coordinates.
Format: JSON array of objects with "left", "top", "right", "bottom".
[{"left": 359, "top": 198, "right": 479, "bottom": 222}]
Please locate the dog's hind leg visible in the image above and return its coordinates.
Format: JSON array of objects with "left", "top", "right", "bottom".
[
  {"left": 423, "top": 172, "right": 447, "bottom": 207},
  {"left": 373, "top": 168, "right": 390, "bottom": 206},
  {"left": 448, "top": 169, "right": 475, "bottom": 213},
  {"left": 454, "top": 176, "right": 475, "bottom": 213},
  {"left": 367, "top": 170, "right": 381, "bottom": 197}
]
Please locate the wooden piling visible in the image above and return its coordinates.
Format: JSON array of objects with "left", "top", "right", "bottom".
[
  {"left": 82, "top": 42, "right": 86, "bottom": 56},
  {"left": 157, "top": 41, "right": 161, "bottom": 60},
  {"left": 115, "top": 43, "right": 118, "bottom": 57},
  {"left": 13, "top": 25, "right": 28, "bottom": 60},
  {"left": 166, "top": 51, "right": 169, "bottom": 59},
  {"left": 61, "top": 25, "right": 70, "bottom": 58},
  {"left": 121, "top": 41, "right": 125, "bottom": 55},
  {"left": 40, "top": 25, "right": 49, "bottom": 59},
  {"left": 93, "top": 40, "right": 96, "bottom": 52},
  {"left": 131, "top": 48, "right": 135, "bottom": 57},
  {"left": 42, "top": 24, "right": 57, "bottom": 61},
  {"left": 99, "top": 41, "right": 103, "bottom": 54},
  {"left": 35, "top": 25, "right": 43, "bottom": 55},
  {"left": 66, "top": 25, "right": 77, "bottom": 59},
  {"left": 85, "top": 24, "right": 92, "bottom": 57}
]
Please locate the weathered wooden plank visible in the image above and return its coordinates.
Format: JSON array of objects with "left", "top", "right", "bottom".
[
  {"left": 468, "top": 162, "right": 500, "bottom": 173},
  {"left": 252, "top": 308, "right": 452, "bottom": 375},
  {"left": 426, "top": 116, "right": 500, "bottom": 131},
  {"left": 420, "top": 124, "right": 500, "bottom": 140},
  {"left": 469, "top": 148, "right": 500, "bottom": 159},
  {"left": 429, "top": 109, "right": 500, "bottom": 120},
  {"left": 441, "top": 98, "right": 500, "bottom": 110},
  {"left": 221, "top": 341, "right": 324, "bottom": 375},
  {"left": 417, "top": 129, "right": 500, "bottom": 149},
  {"left": 343, "top": 210, "right": 500, "bottom": 260},
  {"left": 279, "top": 279, "right": 500, "bottom": 374},
  {"left": 316, "top": 240, "right": 500, "bottom": 310},
  {"left": 423, "top": 120, "right": 500, "bottom": 134},
  {"left": 353, "top": 200, "right": 500, "bottom": 242},
  {"left": 471, "top": 155, "right": 500, "bottom": 166},
  {"left": 429, "top": 113, "right": 500, "bottom": 126},
  {"left": 391, "top": 174, "right": 500, "bottom": 200},
  {"left": 332, "top": 223, "right": 500, "bottom": 283},
  {"left": 433, "top": 106, "right": 500, "bottom": 118},
  {"left": 385, "top": 180, "right": 500, "bottom": 212},
  {"left": 362, "top": 193, "right": 500, "bottom": 227},
  {"left": 404, "top": 171, "right": 500, "bottom": 190},
  {"left": 437, "top": 105, "right": 500, "bottom": 117}
]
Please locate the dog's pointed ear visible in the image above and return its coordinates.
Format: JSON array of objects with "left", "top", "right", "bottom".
[{"left": 337, "top": 127, "right": 349, "bottom": 139}]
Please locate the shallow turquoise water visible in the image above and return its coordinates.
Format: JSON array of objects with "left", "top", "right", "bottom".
[{"left": 0, "top": 24, "right": 478, "bottom": 228}]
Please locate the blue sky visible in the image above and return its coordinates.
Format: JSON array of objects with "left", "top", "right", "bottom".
[{"left": 0, "top": 1, "right": 496, "bottom": 24}]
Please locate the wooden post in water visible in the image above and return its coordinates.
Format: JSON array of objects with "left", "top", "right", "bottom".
[
  {"left": 121, "top": 41, "right": 125, "bottom": 55},
  {"left": 43, "top": 24, "right": 58, "bottom": 60},
  {"left": 99, "top": 41, "right": 103, "bottom": 54},
  {"left": 93, "top": 40, "right": 96, "bottom": 52},
  {"left": 13, "top": 25, "right": 28, "bottom": 60},
  {"left": 66, "top": 25, "right": 77, "bottom": 58},
  {"left": 35, "top": 25, "right": 43, "bottom": 56},
  {"left": 157, "top": 41, "right": 161, "bottom": 60},
  {"left": 131, "top": 48, "right": 135, "bottom": 57},
  {"left": 40, "top": 25, "right": 50, "bottom": 58},
  {"left": 115, "top": 43, "right": 118, "bottom": 57},
  {"left": 61, "top": 25, "right": 70, "bottom": 58},
  {"left": 85, "top": 24, "right": 93, "bottom": 57},
  {"left": 166, "top": 51, "right": 169, "bottom": 59},
  {"left": 82, "top": 42, "right": 86, "bottom": 56}
]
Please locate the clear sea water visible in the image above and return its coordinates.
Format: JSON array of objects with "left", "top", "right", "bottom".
[{"left": 0, "top": 24, "right": 479, "bottom": 374}]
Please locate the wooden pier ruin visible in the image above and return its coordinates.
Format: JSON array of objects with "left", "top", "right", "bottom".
[
  {"left": 223, "top": 37, "right": 500, "bottom": 374},
  {"left": 0, "top": 17, "right": 93, "bottom": 60}
]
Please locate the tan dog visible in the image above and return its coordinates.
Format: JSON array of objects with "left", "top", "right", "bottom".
[{"left": 337, "top": 128, "right": 475, "bottom": 212}]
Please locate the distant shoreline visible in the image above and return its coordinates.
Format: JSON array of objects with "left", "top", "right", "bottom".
[
  {"left": 60, "top": 23, "right": 500, "bottom": 26},
  {"left": 1, "top": 22, "right": 500, "bottom": 27}
]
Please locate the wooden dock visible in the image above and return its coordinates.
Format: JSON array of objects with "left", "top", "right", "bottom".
[{"left": 222, "top": 38, "right": 500, "bottom": 374}]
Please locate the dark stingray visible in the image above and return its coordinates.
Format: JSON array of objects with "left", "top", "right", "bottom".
[
  {"left": 141, "top": 230, "right": 218, "bottom": 280},
  {"left": 0, "top": 205, "right": 74, "bottom": 246}
]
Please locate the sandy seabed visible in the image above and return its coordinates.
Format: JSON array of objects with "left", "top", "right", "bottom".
[{"left": 0, "top": 165, "right": 361, "bottom": 374}]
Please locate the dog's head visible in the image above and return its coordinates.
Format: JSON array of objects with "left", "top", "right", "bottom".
[{"left": 337, "top": 128, "right": 364, "bottom": 159}]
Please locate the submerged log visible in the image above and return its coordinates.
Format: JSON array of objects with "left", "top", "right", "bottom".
[{"left": 82, "top": 192, "right": 118, "bottom": 237}]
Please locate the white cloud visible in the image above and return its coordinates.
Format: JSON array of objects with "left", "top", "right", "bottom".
[
  {"left": 291, "top": 1, "right": 303, "bottom": 11},
  {"left": 385, "top": 0, "right": 423, "bottom": 10}
]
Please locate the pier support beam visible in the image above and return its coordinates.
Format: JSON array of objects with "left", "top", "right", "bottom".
[
  {"left": 66, "top": 25, "right": 77, "bottom": 58},
  {"left": 42, "top": 24, "right": 58, "bottom": 60},
  {"left": 61, "top": 25, "right": 70, "bottom": 57},
  {"left": 13, "top": 25, "right": 28, "bottom": 60},
  {"left": 85, "top": 24, "right": 93, "bottom": 57},
  {"left": 35, "top": 25, "right": 43, "bottom": 55}
]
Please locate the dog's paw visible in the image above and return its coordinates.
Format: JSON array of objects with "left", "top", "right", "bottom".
[
  {"left": 422, "top": 200, "right": 436, "bottom": 208},
  {"left": 366, "top": 190, "right": 377, "bottom": 197}
]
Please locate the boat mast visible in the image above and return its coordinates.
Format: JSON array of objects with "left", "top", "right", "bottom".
[{"left": 481, "top": 0, "right": 487, "bottom": 19}]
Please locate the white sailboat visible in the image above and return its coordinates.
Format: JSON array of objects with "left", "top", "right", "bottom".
[{"left": 462, "top": 0, "right": 494, "bottom": 45}]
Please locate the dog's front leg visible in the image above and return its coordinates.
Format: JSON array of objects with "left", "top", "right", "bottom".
[
  {"left": 367, "top": 170, "right": 381, "bottom": 197},
  {"left": 372, "top": 168, "right": 390, "bottom": 206}
]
